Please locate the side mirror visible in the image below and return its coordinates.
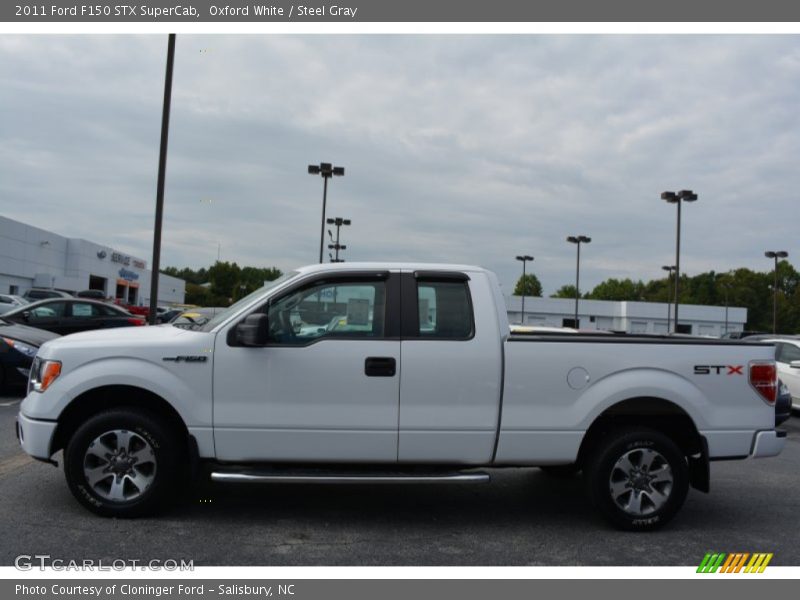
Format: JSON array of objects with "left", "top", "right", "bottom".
[
  {"left": 21, "top": 311, "right": 31, "bottom": 322},
  {"left": 236, "top": 314, "right": 269, "bottom": 346},
  {"left": 790, "top": 360, "right": 800, "bottom": 369}
]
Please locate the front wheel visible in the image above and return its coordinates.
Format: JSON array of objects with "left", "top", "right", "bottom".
[
  {"left": 64, "top": 408, "right": 182, "bottom": 517},
  {"left": 585, "top": 428, "right": 689, "bottom": 531}
]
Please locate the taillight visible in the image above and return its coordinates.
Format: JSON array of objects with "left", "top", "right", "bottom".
[
  {"left": 127, "top": 318, "right": 145, "bottom": 326},
  {"left": 749, "top": 361, "right": 777, "bottom": 405}
]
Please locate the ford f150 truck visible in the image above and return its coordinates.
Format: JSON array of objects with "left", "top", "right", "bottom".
[{"left": 16, "top": 263, "right": 786, "bottom": 530}]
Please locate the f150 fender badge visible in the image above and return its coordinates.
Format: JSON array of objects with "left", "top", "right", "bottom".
[
  {"left": 694, "top": 365, "right": 744, "bottom": 375},
  {"left": 162, "top": 356, "right": 208, "bottom": 363}
]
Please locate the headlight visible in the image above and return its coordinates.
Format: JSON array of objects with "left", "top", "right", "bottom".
[
  {"left": 2, "top": 337, "right": 38, "bottom": 358},
  {"left": 28, "top": 357, "right": 62, "bottom": 393}
]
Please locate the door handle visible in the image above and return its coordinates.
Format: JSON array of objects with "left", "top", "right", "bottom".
[{"left": 364, "top": 356, "right": 396, "bottom": 377}]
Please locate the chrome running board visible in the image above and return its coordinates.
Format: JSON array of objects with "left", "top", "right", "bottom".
[{"left": 210, "top": 470, "right": 490, "bottom": 484}]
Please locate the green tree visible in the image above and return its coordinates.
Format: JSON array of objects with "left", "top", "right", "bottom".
[
  {"left": 586, "top": 278, "right": 645, "bottom": 301},
  {"left": 551, "top": 284, "right": 578, "bottom": 299},
  {"left": 513, "top": 273, "right": 543, "bottom": 297},
  {"left": 163, "top": 261, "right": 283, "bottom": 307},
  {"left": 184, "top": 283, "right": 211, "bottom": 306}
]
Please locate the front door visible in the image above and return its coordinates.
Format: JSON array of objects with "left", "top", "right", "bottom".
[{"left": 213, "top": 272, "right": 401, "bottom": 462}]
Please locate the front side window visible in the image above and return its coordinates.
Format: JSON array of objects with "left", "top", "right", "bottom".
[
  {"left": 266, "top": 280, "right": 385, "bottom": 345},
  {"left": 30, "top": 302, "right": 66, "bottom": 319},
  {"left": 415, "top": 281, "right": 473, "bottom": 339}
]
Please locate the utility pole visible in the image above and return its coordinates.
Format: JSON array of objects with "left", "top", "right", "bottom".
[{"left": 148, "top": 33, "right": 176, "bottom": 325}]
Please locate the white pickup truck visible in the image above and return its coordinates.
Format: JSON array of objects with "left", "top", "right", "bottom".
[{"left": 16, "top": 263, "right": 786, "bottom": 530}]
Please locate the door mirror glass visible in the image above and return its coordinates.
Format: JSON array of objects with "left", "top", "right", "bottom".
[{"left": 236, "top": 314, "right": 269, "bottom": 346}]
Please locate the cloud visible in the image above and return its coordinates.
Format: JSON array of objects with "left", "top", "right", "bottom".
[{"left": 1, "top": 35, "right": 799, "bottom": 294}]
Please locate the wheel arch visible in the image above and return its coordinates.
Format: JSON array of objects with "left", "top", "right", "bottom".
[
  {"left": 576, "top": 396, "right": 707, "bottom": 491},
  {"left": 51, "top": 385, "right": 190, "bottom": 455}
]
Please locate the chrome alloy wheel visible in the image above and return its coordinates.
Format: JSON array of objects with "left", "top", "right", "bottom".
[
  {"left": 608, "top": 448, "right": 673, "bottom": 516},
  {"left": 82, "top": 429, "right": 157, "bottom": 502}
]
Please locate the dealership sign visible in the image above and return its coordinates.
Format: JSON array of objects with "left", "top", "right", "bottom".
[
  {"left": 111, "top": 252, "right": 131, "bottom": 266},
  {"left": 118, "top": 268, "right": 139, "bottom": 281}
]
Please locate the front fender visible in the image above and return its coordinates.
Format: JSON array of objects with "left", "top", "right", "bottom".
[{"left": 20, "top": 357, "right": 212, "bottom": 428}]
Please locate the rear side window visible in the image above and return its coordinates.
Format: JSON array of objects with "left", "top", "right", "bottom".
[{"left": 415, "top": 281, "right": 473, "bottom": 339}]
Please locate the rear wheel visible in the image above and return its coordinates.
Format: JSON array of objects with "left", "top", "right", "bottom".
[
  {"left": 64, "top": 408, "right": 182, "bottom": 517},
  {"left": 585, "top": 427, "right": 688, "bottom": 531}
]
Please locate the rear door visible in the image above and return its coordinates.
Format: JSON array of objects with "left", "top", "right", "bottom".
[
  {"left": 64, "top": 301, "right": 105, "bottom": 334},
  {"left": 398, "top": 271, "right": 503, "bottom": 463}
]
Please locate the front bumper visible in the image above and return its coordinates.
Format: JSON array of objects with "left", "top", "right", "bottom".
[
  {"left": 16, "top": 412, "right": 57, "bottom": 460},
  {"left": 751, "top": 429, "right": 787, "bottom": 458}
]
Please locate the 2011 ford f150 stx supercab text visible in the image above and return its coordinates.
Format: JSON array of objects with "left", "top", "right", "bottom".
[{"left": 16, "top": 263, "right": 786, "bottom": 529}]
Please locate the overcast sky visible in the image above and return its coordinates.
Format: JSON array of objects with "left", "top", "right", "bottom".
[{"left": 1, "top": 35, "right": 798, "bottom": 294}]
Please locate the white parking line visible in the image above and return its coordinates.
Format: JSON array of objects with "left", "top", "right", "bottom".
[{"left": 0, "top": 400, "right": 21, "bottom": 407}]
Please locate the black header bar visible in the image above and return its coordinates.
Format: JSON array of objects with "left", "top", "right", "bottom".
[{"left": 5, "top": 0, "right": 800, "bottom": 23}]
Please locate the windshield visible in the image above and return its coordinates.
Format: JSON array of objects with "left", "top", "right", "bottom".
[{"left": 195, "top": 271, "right": 299, "bottom": 332}]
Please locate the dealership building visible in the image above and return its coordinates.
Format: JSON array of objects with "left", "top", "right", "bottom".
[
  {"left": 506, "top": 295, "right": 747, "bottom": 337},
  {"left": 0, "top": 216, "right": 185, "bottom": 306}
]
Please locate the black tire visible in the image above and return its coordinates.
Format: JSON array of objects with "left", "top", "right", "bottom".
[
  {"left": 585, "top": 427, "right": 689, "bottom": 531},
  {"left": 64, "top": 408, "right": 182, "bottom": 517},
  {"left": 540, "top": 464, "right": 581, "bottom": 478}
]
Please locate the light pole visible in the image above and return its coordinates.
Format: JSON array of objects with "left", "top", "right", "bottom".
[
  {"left": 148, "top": 33, "right": 176, "bottom": 325},
  {"left": 515, "top": 255, "right": 534, "bottom": 324},
  {"left": 660, "top": 189, "right": 698, "bottom": 333},
  {"left": 765, "top": 250, "right": 788, "bottom": 334},
  {"left": 721, "top": 281, "right": 731, "bottom": 335},
  {"left": 661, "top": 265, "right": 675, "bottom": 333},
  {"left": 566, "top": 236, "right": 591, "bottom": 328},
  {"left": 308, "top": 162, "right": 345, "bottom": 263},
  {"left": 327, "top": 217, "right": 351, "bottom": 263}
]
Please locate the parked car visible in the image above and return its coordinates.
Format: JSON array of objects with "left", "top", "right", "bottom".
[
  {"left": 23, "top": 288, "right": 74, "bottom": 301},
  {"left": 756, "top": 337, "right": 800, "bottom": 410},
  {"left": 0, "top": 319, "right": 58, "bottom": 391},
  {"left": 776, "top": 379, "right": 793, "bottom": 425},
  {"left": 113, "top": 300, "right": 150, "bottom": 320},
  {"left": 0, "top": 294, "right": 29, "bottom": 315},
  {"left": 16, "top": 263, "right": 785, "bottom": 530},
  {"left": 75, "top": 290, "right": 107, "bottom": 300},
  {"left": 156, "top": 308, "right": 184, "bottom": 324},
  {"left": 170, "top": 307, "right": 225, "bottom": 330},
  {"left": 0, "top": 298, "right": 145, "bottom": 336},
  {"left": 720, "top": 330, "right": 767, "bottom": 339}
]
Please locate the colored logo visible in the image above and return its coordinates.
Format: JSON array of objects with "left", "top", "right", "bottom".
[{"left": 697, "top": 552, "right": 773, "bottom": 573}]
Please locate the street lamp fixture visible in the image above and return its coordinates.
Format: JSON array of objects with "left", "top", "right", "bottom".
[
  {"left": 566, "top": 236, "right": 591, "bottom": 328},
  {"left": 515, "top": 255, "right": 534, "bottom": 325},
  {"left": 765, "top": 250, "right": 789, "bottom": 334},
  {"left": 308, "top": 162, "right": 345, "bottom": 263},
  {"left": 661, "top": 265, "right": 676, "bottom": 333},
  {"left": 326, "top": 217, "right": 352, "bottom": 263},
  {"left": 660, "top": 189, "right": 698, "bottom": 333}
]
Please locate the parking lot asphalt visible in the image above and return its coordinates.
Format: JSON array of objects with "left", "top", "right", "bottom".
[{"left": 1, "top": 391, "right": 798, "bottom": 567}]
